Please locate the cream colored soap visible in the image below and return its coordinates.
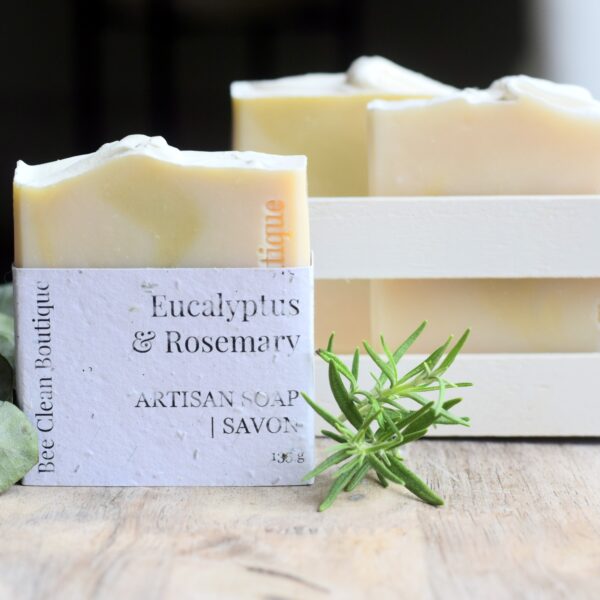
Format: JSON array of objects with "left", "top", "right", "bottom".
[
  {"left": 371, "top": 279, "right": 600, "bottom": 354},
  {"left": 365, "top": 75, "right": 600, "bottom": 355},
  {"left": 14, "top": 135, "right": 309, "bottom": 268},
  {"left": 232, "top": 56, "right": 455, "bottom": 197},
  {"left": 368, "top": 75, "right": 600, "bottom": 196},
  {"left": 314, "top": 280, "right": 371, "bottom": 352}
]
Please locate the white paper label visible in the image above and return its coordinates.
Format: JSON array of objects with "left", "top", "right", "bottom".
[{"left": 14, "top": 266, "right": 314, "bottom": 486}]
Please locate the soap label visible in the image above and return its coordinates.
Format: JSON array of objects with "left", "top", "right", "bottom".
[{"left": 13, "top": 266, "right": 314, "bottom": 486}]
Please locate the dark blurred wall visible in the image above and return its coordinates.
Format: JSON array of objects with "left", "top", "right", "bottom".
[{"left": 0, "top": 0, "right": 524, "bottom": 279}]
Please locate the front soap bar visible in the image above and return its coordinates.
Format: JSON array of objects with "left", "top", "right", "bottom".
[
  {"left": 371, "top": 279, "right": 600, "bottom": 354},
  {"left": 368, "top": 75, "right": 600, "bottom": 196},
  {"left": 232, "top": 56, "right": 455, "bottom": 197},
  {"left": 14, "top": 135, "right": 309, "bottom": 268}
]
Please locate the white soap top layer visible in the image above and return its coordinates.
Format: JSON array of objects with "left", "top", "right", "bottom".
[
  {"left": 15, "top": 134, "right": 307, "bottom": 188},
  {"left": 231, "top": 56, "right": 456, "bottom": 98},
  {"left": 369, "top": 75, "right": 600, "bottom": 117}
]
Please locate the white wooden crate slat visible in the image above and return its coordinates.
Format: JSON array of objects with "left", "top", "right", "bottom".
[
  {"left": 309, "top": 196, "right": 600, "bottom": 279},
  {"left": 315, "top": 353, "right": 600, "bottom": 437}
]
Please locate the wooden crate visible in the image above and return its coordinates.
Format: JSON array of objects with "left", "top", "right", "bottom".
[{"left": 310, "top": 196, "right": 600, "bottom": 436}]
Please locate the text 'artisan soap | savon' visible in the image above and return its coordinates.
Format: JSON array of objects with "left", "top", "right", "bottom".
[
  {"left": 14, "top": 134, "right": 310, "bottom": 268},
  {"left": 232, "top": 55, "right": 455, "bottom": 197}
]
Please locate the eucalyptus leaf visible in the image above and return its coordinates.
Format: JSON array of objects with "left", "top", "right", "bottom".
[
  {"left": 0, "top": 284, "right": 13, "bottom": 319},
  {"left": 0, "top": 401, "right": 38, "bottom": 493},
  {"left": 0, "top": 355, "right": 13, "bottom": 403},
  {"left": 0, "top": 313, "right": 15, "bottom": 367}
]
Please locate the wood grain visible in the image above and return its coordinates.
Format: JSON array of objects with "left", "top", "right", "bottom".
[{"left": 1, "top": 439, "right": 599, "bottom": 599}]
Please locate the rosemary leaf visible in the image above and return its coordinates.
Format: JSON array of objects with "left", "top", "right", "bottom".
[
  {"left": 321, "top": 429, "right": 347, "bottom": 444},
  {"left": 328, "top": 361, "right": 362, "bottom": 430},
  {"left": 397, "top": 336, "right": 452, "bottom": 385},
  {"left": 302, "top": 447, "right": 351, "bottom": 481},
  {"left": 363, "top": 341, "right": 396, "bottom": 385},
  {"left": 318, "top": 349, "right": 357, "bottom": 387},
  {"left": 369, "top": 455, "right": 405, "bottom": 485},
  {"left": 435, "top": 329, "right": 471, "bottom": 377},
  {"left": 333, "top": 455, "right": 363, "bottom": 479},
  {"left": 326, "top": 332, "right": 335, "bottom": 352},
  {"left": 399, "top": 428, "right": 430, "bottom": 445},
  {"left": 442, "top": 398, "right": 463, "bottom": 411},
  {"left": 351, "top": 348, "right": 360, "bottom": 380},
  {"left": 319, "top": 466, "right": 360, "bottom": 512},
  {"left": 397, "top": 401, "right": 435, "bottom": 431},
  {"left": 388, "top": 455, "right": 444, "bottom": 506},
  {"left": 403, "top": 408, "right": 438, "bottom": 436},
  {"left": 345, "top": 461, "right": 371, "bottom": 492},
  {"left": 376, "top": 471, "right": 389, "bottom": 488},
  {"left": 376, "top": 321, "right": 427, "bottom": 387},
  {"left": 380, "top": 335, "right": 398, "bottom": 385},
  {"left": 301, "top": 392, "right": 350, "bottom": 435}
]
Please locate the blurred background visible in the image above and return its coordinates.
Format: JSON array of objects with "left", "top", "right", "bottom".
[{"left": 1, "top": 0, "right": 599, "bottom": 278}]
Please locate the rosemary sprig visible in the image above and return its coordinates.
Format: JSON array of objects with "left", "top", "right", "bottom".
[{"left": 302, "top": 321, "right": 472, "bottom": 511}]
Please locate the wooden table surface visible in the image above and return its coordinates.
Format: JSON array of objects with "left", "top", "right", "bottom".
[{"left": 1, "top": 438, "right": 599, "bottom": 600}]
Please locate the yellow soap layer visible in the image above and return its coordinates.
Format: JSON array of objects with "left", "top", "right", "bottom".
[
  {"left": 369, "top": 80, "right": 600, "bottom": 195},
  {"left": 314, "top": 280, "right": 371, "bottom": 352},
  {"left": 15, "top": 153, "right": 309, "bottom": 268},
  {"left": 371, "top": 279, "right": 600, "bottom": 354},
  {"left": 233, "top": 93, "right": 408, "bottom": 197},
  {"left": 314, "top": 279, "right": 600, "bottom": 354}
]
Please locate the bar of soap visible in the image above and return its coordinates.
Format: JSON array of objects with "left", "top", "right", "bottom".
[
  {"left": 232, "top": 56, "right": 455, "bottom": 197},
  {"left": 368, "top": 75, "right": 600, "bottom": 196},
  {"left": 14, "top": 135, "right": 310, "bottom": 268},
  {"left": 371, "top": 279, "right": 600, "bottom": 353},
  {"left": 314, "top": 280, "right": 371, "bottom": 352},
  {"left": 365, "top": 75, "right": 600, "bottom": 355}
]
